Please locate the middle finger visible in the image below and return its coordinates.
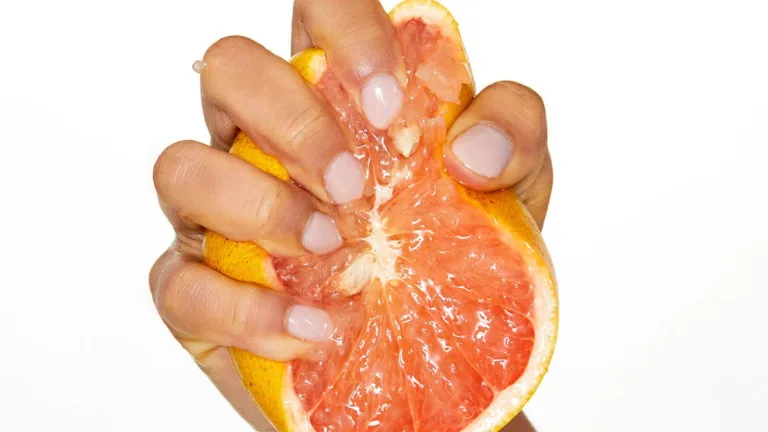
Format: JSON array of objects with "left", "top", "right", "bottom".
[{"left": 292, "top": 0, "right": 407, "bottom": 130}]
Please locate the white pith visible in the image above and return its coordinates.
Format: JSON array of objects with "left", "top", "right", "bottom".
[
  {"left": 339, "top": 158, "right": 415, "bottom": 295},
  {"left": 360, "top": 212, "right": 402, "bottom": 287},
  {"left": 349, "top": 179, "right": 404, "bottom": 290},
  {"left": 393, "top": 123, "right": 423, "bottom": 157}
]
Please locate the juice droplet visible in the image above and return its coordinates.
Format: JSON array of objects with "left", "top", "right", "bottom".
[{"left": 192, "top": 60, "right": 206, "bottom": 74}]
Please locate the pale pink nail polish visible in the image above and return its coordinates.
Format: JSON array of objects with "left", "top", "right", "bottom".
[
  {"left": 361, "top": 73, "right": 404, "bottom": 129},
  {"left": 285, "top": 304, "right": 332, "bottom": 341},
  {"left": 451, "top": 124, "right": 513, "bottom": 178},
  {"left": 301, "top": 212, "right": 343, "bottom": 254},
  {"left": 324, "top": 152, "right": 365, "bottom": 204}
]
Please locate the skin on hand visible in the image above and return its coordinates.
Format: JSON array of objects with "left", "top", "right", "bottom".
[{"left": 150, "top": 0, "right": 551, "bottom": 430}]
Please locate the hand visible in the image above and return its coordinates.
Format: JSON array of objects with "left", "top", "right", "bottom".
[{"left": 150, "top": 0, "right": 551, "bottom": 430}]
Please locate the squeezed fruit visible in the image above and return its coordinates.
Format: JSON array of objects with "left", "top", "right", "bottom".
[{"left": 204, "top": 1, "right": 557, "bottom": 431}]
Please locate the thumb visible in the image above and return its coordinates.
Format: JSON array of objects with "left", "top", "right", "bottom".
[{"left": 443, "top": 81, "right": 552, "bottom": 227}]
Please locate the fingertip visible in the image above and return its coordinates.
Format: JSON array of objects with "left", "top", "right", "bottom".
[
  {"left": 202, "top": 35, "right": 257, "bottom": 72},
  {"left": 149, "top": 249, "right": 180, "bottom": 299},
  {"left": 153, "top": 140, "right": 201, "bottom": 197}
]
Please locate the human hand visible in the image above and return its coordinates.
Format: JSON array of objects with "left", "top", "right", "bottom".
[{"left": 150, "top": 0, "right": 550, "bottom": 430}]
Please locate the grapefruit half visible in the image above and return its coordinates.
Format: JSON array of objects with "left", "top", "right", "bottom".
[{"left": 203, "top": 1, "right": 558, "bottom": 431}]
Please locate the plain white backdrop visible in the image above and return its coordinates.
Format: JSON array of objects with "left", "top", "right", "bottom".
[{"left": 1, "top": 0, "right": 767, "bottom": 430}]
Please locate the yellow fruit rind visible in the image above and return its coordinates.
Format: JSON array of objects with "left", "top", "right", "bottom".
[
  {"left": 202, "top": 231, "right": 276, "bottom": 288},
  {"left": 230, "top": 347, "right": 291, "bottom": 431},
  {"left": 289, "top": 48, "right": 328, "bottom": 85},
  {"left": 230, "top": 132, "right": 291, "bottom": 182}
]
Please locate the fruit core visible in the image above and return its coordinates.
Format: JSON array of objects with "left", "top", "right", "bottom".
[{"left": 272, "top": 18, "right": 537, "bottom": 432}]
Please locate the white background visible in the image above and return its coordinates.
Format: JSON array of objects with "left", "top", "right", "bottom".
[{"left": 1, "top": 0, "right": 766, "bottom": 431}]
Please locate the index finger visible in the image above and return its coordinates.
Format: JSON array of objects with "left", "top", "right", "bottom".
[{"left": 292, "top": 0, "right": 406, "bottom": 130}]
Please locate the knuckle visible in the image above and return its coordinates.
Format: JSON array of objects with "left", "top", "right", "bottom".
[
  {"left": 293, "top": 0, "right": 309, "bottom": 13},
  {"left": 201, "top": 36, "right": 265, "bottom": 96},
  {"left": 153, "top": 261, "right": 195, "bottom": 321},
  {"left": 491, "top": 80, "right": 545, "bottom": 109},
  {"left": 203, "top": 36, "right": 256, "bottom": 68},
  {"left": 294, "top": 0, "right": 394, "bottom": 78},
  {"left": 149, "top": 251, "right": 172, "bottom": 298},
  {"left": 342, "top": 21, "right": 389, "bottom": 50},
  {"left": 484, "top": 81, "right": 547, "bottom": 152},
  {"left": 229, "top": 291, "right": 260, "bottom": 338},
  {"left": 228, "top": 289, "right": 284, "bottom": 343},
  {"left": 246, "top": 181, "right": 285, "bottom": 238},
  {"left": 339, "top": 24, "right": 396, "bottom": 78},
  {"left": 153, "top": 141, "right": 204, "bottom": 199},
  {"left": 281, "top": 105, "right": 335, "bottom": 154}
]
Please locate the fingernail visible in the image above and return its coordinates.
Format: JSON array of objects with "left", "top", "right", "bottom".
[
  {"left": 285, "top": 304, "right": 332, "bottom": 342},
  {"left": 451, "top": 124, "right": 513, "bottom": 178},
  {"left": 361, "top": 73, "right": 404, "bottom": 129},
  {"left": 324, "top": 151, "right": 365, "bottom": 204},
  {"left": 302, "top": 212, "right": 343, "bottom": 254}
]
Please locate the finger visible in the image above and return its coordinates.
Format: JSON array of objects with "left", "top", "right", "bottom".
[
  {"left": 201, "top": 36, "right": 365, "bottom": 205},
  {"left": 292, "top": 0, "right": 407, "bottom": 129},
  {"left": 150, "top": 250, "right": 333, "bottom": 361},
  {"left": 154, "top": 140, "right": 344, "bottom": 256},
  {"left": 443, "top": 81, "right": 552, "bottom": 227}
]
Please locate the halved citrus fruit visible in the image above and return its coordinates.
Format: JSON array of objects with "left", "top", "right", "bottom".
[{"left": 203, "top": 0, "right": 558, "bottom": 431}]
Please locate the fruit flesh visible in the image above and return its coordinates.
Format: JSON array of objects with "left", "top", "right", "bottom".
[{"left": 264, "top": 19, "right": 537, "bottom": 432}]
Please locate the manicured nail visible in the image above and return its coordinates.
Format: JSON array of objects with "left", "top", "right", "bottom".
[
  {"left": 324, "top": 151, "right": 365, "bottom": 204},
  {"left": 451, "top": 124, "right": 513, "bottom": 178},
  {"left": 361, "top": 73, "right": 404, "bottom": 129},
  {"left": 285, "top": 304, "right": 332, "bottom": 342},
  {"left": 302, "top": 212, "right": 343, "bottom": 254}
]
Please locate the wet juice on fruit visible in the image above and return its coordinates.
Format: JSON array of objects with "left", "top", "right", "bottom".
[{"left": 269, "top": 18, "right": 537, "bottom": 432}]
